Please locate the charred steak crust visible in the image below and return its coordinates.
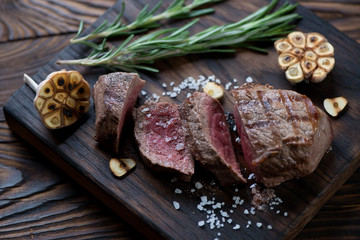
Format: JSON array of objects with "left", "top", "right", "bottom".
[
  {"left": 133, "top": 102, "right": 194, "bottom": 181},
  {"left": 232, "top": 83, "right": 333, "bottom": 187},
  {"left": 93, "top": 72, "right": 145, "bottom": 153},
  {"left": 179, "top": 92, "right": 246, "bottom": 186}
]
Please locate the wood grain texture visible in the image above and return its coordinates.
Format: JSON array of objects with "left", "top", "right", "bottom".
[
  {"left": 0, "top": 0, "right": 360, "bottom": 239},
  {"left": 0, "top": 0, "right": 114, "bottom": 42},
  {"left": 0, "top": 119, "right": 142, "bottom": 239}
]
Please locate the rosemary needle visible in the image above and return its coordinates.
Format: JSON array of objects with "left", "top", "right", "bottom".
[
  {"left": 71, "top": 0, "right": 222, "bottom": 45},
  {"left": 58, "top": 0, "right": 301, "bottom": 73}
]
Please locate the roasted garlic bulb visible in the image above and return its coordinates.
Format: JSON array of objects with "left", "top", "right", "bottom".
[
  {"left": 24, "top": 70, "right": 90, "bottom": 129},
  {"left": 275, "top": 31, "right": 335, "bottom": 83}
]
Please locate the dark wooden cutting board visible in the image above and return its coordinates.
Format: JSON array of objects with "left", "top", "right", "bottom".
[{"left": 4, "top": 0, "right": 360, "bottom": 239}]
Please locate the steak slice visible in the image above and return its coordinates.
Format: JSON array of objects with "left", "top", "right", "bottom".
[
  {"left": 232, "top": 83, "right": 333, "bottom": 187},
  {"left": 93, "top": 72, "right": 145, "bottom": 153},
  {"left": 134, "top": 102, "right": 194, "bottom": 181},
  {"left": 179, "top": 92, "right": 246, "bottom": 186}
]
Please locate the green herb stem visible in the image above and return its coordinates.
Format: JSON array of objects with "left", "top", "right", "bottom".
[
  {"left": 59, "top": 0, "right": 301, "bottom": 72},
  {"left": 71, "top": 0, "right": 222, "bottom": 44}
]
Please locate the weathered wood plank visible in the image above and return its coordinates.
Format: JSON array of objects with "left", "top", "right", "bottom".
[
  {"left": 4, "top": 0, "right": 360, "bottom": 239},
  {"left": 0, "top": 0, "right": 114, "bottom": 42},
  {"left": 0, "top": 0, "right": 360, "bottom": 239},
  {"left": 0, "top": 122, "right": 142, "bottom": 239}
]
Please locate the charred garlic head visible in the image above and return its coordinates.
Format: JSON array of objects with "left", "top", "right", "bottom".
[
  {"left": 24, "top": 69, "right": 91, "bottom": 129},
  {"left": 275, "top": 31, "right": 335, "bottom": 83}
]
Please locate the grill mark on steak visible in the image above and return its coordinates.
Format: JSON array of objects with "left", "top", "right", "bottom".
[
  {"left": 279, "top": 90, "right": 300, "bottom": 137},
  {"left": 231, "top": 83, "right": 333, "bottom": 187}
]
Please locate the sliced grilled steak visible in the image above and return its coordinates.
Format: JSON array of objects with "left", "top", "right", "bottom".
[
  {"left": 232, "top": 83, "right": 333, "bottom": 187},
  {"left": 134, "top": 102, "right": 194, "bottom": 181},
  {"left": 93, "top": 72, "right": 145, "bottom": 153},
  {"left": 179, "top": 92, "right": 246, "bottom": 186}
]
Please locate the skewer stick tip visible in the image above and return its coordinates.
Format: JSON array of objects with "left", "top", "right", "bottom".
[{"left": 23, "top": 74, "right": 39, "bottom": 92}]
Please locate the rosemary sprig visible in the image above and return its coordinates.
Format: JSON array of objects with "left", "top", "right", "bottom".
[
  {"left": 58, "top": 0, "right": 301, "bottom": 72},
  {"left": 71, "top": 0, "right": 222, "bottom": 45}
]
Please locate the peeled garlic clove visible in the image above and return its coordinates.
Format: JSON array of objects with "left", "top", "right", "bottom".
[
  {"left": 109, "top": 158, "right": 136, "bottom": 177},
  {"left": 288, "top": 31, "right": 306, "bottom": 49},
  {"left": 278, "top": 53, "right": 299, "bottom": 70},
  {"left": 300, "top": 59, "right": 317, "bottom": 79},
  {"left": 317, "top": 57, "right": 335, "bottom": 72},
  {"left": 323, "top": 97, "right": 348, "bottom": 117},
  {"left": 25, "top": 70, "right": 91, "bottom": 129},
  {"left": 203, "top": 82, "right": 224, "bottom": 99},
  {"left": 314, "top": 42, "right": 334, "bottom": 57},
  {"left": 304, "top": 50, "right": 317, "bottom": 61},
  {"left": 274, "top": 38, "right": 293, "bottom": 53},
  {"left": 306, "top": 32, "right": 326, "bottom": 49},
  {"left": 310, "top": 67, "right": 327, "bottom": 83},
  {"left": 285, "top": 62, "right": 304, "bottom": 83}
]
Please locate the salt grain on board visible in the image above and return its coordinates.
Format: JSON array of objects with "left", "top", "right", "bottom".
[
  {"left": 233, "top": 224, "right": 240, "bottom": 230},
  {"left": 195, "top": 182, "right": 203, "bottom": 189},
  {"left": 173, "top": 201, "right": 180, "bottom": 210},
  {"left": 246, "top": 76, "right": 254, "bottom": 83}
]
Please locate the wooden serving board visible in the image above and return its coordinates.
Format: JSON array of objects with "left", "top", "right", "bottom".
[{"left": 4, "top": 0, "right": 360, "bottom": 239}]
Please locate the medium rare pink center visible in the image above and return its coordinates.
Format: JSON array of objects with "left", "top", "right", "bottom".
[
  {"left": 204, "top": 100, "right": 238, "bottom": 169},
  {"left": 143, "top": 106, "right": 192, "bottom": 172}
]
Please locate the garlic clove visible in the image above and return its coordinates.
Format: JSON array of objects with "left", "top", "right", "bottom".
[
  {"left": 317, "top": 57, "right": 335, "bottom": 72},
  {"left": 306, "top": 32, "right": 326, "bottom": 49},
  {"left": 51, "top": 71, "right": 68, "bottom": 91},
  {"left": 37, "top": 80, "right": 55, "bottom": 98},
  {"left": 285, "top": 62, "right": 304, "bottom": 83},
  {"left": 290, "top": 48, "right": 304, "bottom": 58},
  {"left": 203, "top": 82, "right": 224, "bottom": 99},
  {"left": 40, "top": 98, "right": 61, "bottom": 115},
  {"left": 76, "top": 101, "right": 91, "bottom": 115},
  {"left": 300, "top": 59, "right": 317, "bottom": 79},
  {"left": 314, "top": 42, "right": 334, "bottom": 57},
  {"left": 274, "top": 38, "right": 293, "bottom": 53},
  {"left": 323, "top": 97, "right": 348, "bottom": 117},
  {"left": 70, "top": 81, "right": 91, "bottom": 100},
  {"left": 304, "top": 50, "right": 317, "bottom": 61},
  {"left": 109, "top": 158, "right": 136, "bottom": 177},
  {"left": 278, "top": 53, "right": 299, "bottom": 70},
  {"left": 43, "top": 109, "right": 62, "bottom": 129},
  {"left": 288, "top": 31, "right": 306, "bottom": 49},
  {"left": 310, "top": 67, "right": 327, "bottom": 83}
]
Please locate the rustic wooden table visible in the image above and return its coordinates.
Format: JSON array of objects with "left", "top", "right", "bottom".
[{"left": 0, "top": 0, "right": 359, "bottom": 239}]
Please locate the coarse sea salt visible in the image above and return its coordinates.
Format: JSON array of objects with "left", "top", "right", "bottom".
[
  {"left": 174, "top": 188, "right": 182, "bottom": 194},
  {"left": 173, "top": 201, "right": 180, "bottom": 210},
  {"left": 233, "top": 224, "right": 240, "bottom": 230},
  {"left": 195, "top": 182, "right": 203, "bottom": 189},
  {"left": 246, "top": 76, "right": 254, "bottom": 83}
]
